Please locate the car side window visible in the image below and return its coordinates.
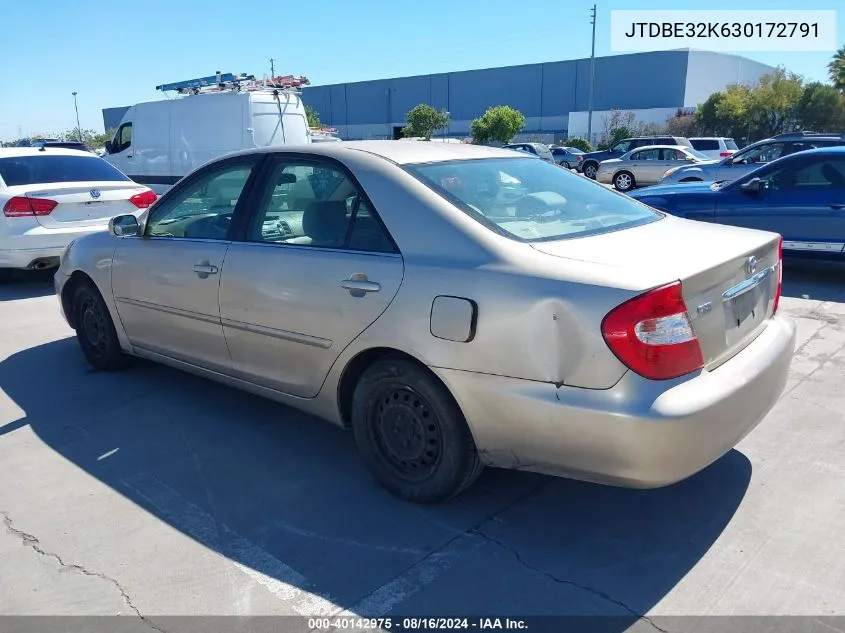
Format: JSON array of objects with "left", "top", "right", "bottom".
[
  {"left": 144, "top": 161, "right": 256, "bottom": 239},
  {"left": 611, "top": 141, "right": 632, "bottom": 153},
  {"left": 734, "top": 143, "right": 785, "bottom": 165},
  {"left": 248, "top": 160, "right": 396, "bottom": 253},
  {"left": 761, "top": 158, "right": 845, "bottom": 191},
  {"left": 633, "top": 149, "right": 660, "bottom": 161},
  {"left": 113, "top": 123, "right": 132, "bottom": 153}
]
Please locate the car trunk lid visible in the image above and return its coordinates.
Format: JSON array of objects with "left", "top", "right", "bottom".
[
  {"left": 20, "top": 182, "right": 148, "bottom": 228},
  {"left": 531, "top": 215, "right": 781, "bottom": 369}
]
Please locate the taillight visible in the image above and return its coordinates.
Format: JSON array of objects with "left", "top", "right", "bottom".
[
  {"left": 719, "top": 152, "right": 732, "bottom": 157},
  {"left": 3, "top": 196, "right": 58, "bottom": 217},
  {"left": 773, "top": 236, "right": 783, "bottom": 314},
  {"left": 601, "top": 281, "right": 704, "bottom": 381},
  {"left": 129, "top": 189, "right": 158, "bottom": 209},
  {"left": 577, "top": 155, "right": 584, "bottom": 162}
]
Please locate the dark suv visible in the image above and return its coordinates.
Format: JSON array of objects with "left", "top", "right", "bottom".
[{"left": 577, "top": 136, "right": 691, "bottom": 179}]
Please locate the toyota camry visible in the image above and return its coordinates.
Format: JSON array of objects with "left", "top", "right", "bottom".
[{"left": 55, "top": 141, "right": 796, "bottom": 502}]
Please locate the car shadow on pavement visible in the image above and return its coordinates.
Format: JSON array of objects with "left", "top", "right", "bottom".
[
  {"left": 782, "top": 260, "right": 845, "bottom": 303},
  {"left": 0, "top": 337, "right": 752, "bottom": 623},
  {"left": 0, "top": 269, "right": 57, "bottom": 302}
]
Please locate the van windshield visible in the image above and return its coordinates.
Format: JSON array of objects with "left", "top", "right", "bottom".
[{"left": 405, "top": 157, "right": 661, "bottom": 242}]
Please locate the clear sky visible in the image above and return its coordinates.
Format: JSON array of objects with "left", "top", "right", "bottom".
[{"left": 0, "top": 0, "right": 841, "bottom": 140}]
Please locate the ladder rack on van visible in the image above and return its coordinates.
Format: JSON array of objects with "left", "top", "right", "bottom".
[{"left": 156, "top": 71, "right": 310, "bottom": 95}]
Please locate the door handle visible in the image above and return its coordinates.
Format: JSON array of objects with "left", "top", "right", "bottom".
[
  {"left": 193, "top": 262, "right": 219, "bottom": 276},
  {"left": 341, "top": 273, "right": 380, "bottom": 293}
]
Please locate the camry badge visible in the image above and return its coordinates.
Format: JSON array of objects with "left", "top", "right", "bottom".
[
  {"left": 89, "top": 189, "right": 101, "bottom": 199},
  {"left": 744, "top": 256, "right": 758, "bottom": 276}
]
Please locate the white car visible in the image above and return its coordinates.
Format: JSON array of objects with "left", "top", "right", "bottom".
[
  {"left": 688, "top": 137, "right": 739, "bottom": 159},
  {"left": 0, "top": 148, "right": 156, "bottom": 272}
]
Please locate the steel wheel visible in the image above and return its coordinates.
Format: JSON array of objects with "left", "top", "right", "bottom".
[
  {"left": 80, "top": 296, "right": 108, "bottom": 358},
  {"left": 370, "top": 385, "right": 442, "bottom": 482},
  {"left": 584, "top": 163, "right": 598, "bottom": 179}
]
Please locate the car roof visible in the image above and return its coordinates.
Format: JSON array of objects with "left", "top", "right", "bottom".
[
  {"left": 228, "top": 140, "right": 525, "bottom": 166},
  {"left": 0, "top": 147, "right": 98, "bottom": 158},
  {"left": 627, "top": 144, "right": 690, "bottom": 151},
  {"left": 689, "top": 137, "right": 733, "bottom": 140}
]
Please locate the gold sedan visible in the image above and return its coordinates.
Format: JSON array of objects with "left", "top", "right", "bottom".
[{"left": 597, "top": 145, "right": 712, "bottom": 191}]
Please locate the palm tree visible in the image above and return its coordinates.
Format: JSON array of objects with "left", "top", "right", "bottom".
[{"left": 829, "top": 45, "right": 845, "bottom": 92}]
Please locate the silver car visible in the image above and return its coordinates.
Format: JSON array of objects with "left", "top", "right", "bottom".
[
  {"left": 55, "top": 142, "right": 796, "bottom": 503},
  {"left": 596, "top": 145, "right": 712, "bottom": 191}
]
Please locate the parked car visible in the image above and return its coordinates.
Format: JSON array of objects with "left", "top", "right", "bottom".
[
  {"left": 631, "top": 147, "right": 845, "bottom": 260},
  {"left": 550, "top": 146, "right": 584, "bottom": 168},
  {"left": 18, "top": 138, "right": 93, "bottom": 153},
  {"left": 55, "top": 141, "right": 794, "bottom": 503},
  {"left": 596, "top": 145, "right": 712, "bottom": 191},
  {"left": 502, "top": 142, "right": 556, "bottom": 163},
  {"left": 0, "top": 148, "right": 156, "bottom": 272},
  {"left": 689, "top": 137, "right": 739, "bottom": 159},
  {"left": 577, "top": 136, "right": 692, "bottom": 179},
  {"left": 659, "top": 131, "right": 845, "bottom": 185}
]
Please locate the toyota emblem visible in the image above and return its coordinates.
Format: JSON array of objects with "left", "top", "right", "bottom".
[
  {"left": 744, "top": 256, "right": 758, "bottom": 276},
  {"left": 89, "top": 189, "right": 101, "bottom": 199}
]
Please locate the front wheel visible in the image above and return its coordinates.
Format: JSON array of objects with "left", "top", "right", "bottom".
[
  {"left": 351, "top": 357, "right": 483, "bottom": 503},
  {"left": 613, "top": 171, "right": 635, "bottom": 191},
  {"left": 73, "top": 281, "right": 130, "bottom": 371},
  {"left": 583, "top": 163, "right": 598, "bottom": 179}
]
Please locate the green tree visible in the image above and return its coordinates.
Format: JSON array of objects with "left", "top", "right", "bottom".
[
  {"left": 794, "top": 82, "right": 845, "bottom": 131},
  {"left": 665, "top": 109, "right": 700, "bottom": 138},
  {"left": 598, "top": 109, "right": 636, "bottom": 149},
  {"left": 470, "top": 105, "right": 525, "bottom": 144},
  {"left": 697, "top": 85, "right": 752, "bottom": 140},
  {"left": 403, "top": 104, "right": 450, "bottom": 140},
  {"left": 829, "top": 44, "right": 845, "bottom": 92},
  {"left": 305, "top": 105, "right": 321, "bottom": 128},
  {"left": 746, "top": 67, "right": 803, "bottom": 138},
  {"left": 565, "top": 137, "right": 593, "bottom": 152},
  {"left": 61, "top": 128, "right": 114, "bottom": 149}
]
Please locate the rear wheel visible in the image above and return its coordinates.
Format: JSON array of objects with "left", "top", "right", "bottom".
[
  {"left": 72, "top": 281, "right": 130, "bottom": 371},
  {"left": 583, "top": 162, "right": 598, "bottom": 179},
  {"left": 351, "top": 357, "right": 483, "bottom": 503},
  {"left": 613, "top": 171, "right": 635, "bottom": 191}
]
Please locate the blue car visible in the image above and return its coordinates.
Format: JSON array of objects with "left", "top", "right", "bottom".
[{"left": 628, "top": 147, "right": 845, "bottom": 260}]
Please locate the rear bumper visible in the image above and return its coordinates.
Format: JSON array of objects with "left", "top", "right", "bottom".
[
  {"left": 435, "top": 314, "right": 795, "bottom": 488},
  {"left": 0, "top": 225, "right": 107, "bottom": 269}
]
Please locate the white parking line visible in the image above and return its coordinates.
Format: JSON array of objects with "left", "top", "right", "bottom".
[{"left": 120, "top": 472, "right": 338, "bottom": 615}]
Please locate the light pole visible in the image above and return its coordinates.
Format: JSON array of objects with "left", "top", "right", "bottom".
[
  {"left": 587, "top": 4, "right": 597, "bottom": 145},
  {"left": 71, "top": 92, "right": 82, "bottom": 141}
]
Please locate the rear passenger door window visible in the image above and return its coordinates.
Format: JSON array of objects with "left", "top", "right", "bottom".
[{"left": 247, "top": 159, "right": 396, "bottom": 253}]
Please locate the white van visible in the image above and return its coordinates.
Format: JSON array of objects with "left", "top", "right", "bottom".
[{"left": 104, "top": 86, "right": 310, "bottom": 193}]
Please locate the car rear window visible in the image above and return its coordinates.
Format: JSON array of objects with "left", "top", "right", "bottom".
[
  {"left": 0, "top": 155, "right": 129, "bottom": 187},
  {"left": 725, "top": 139, "right": 739, "bottom": 150},
  {"left": 691, "top": 139, "right": 719, "bottom": 151},
  {"left": 405, "top": 157, "right": 661, "bottom": 242}
]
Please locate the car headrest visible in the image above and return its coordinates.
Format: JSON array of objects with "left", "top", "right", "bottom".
[
  {"left": 821, "top": 164, "right": 845, "bottom": 187},
  {"left": 302, "top": 201, "right": 348, "bottom": 245}
]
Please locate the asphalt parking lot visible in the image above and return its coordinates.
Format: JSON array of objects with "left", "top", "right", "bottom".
[{"left": 1, "top": 263, "right": 844, "bottom": 630}]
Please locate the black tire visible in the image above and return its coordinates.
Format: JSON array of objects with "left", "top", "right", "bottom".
[
  {"left": 72, "top": 281, "right": 130, "bottom": 371},
  {"left": 351, "top": 357, "right": 483, "bottom": 503},
  {"left": 613, "top": 170, "right": 636, "bottom": 191},
  {"left": 583, "top": 162, "right": 599, "bottom": 179}
]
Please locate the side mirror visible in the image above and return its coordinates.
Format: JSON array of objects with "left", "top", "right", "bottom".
[
  {"left": 739, "top": 177, "right": 762, "bottom": 194},
  {"left": 109, "top": 214, "right": 140, "bottom": 237},
  {"left": 104, "top": 140, "right": 112, "bottom": 154},
  {"left": 723, "top": 156, "right": 734, "bottom": 165}
]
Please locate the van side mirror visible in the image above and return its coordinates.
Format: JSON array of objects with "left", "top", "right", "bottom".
[
  {"left": 739, "top": 177, "right": 762, "bottom": 194},
  {"left": 109, "top": 214, "right": 140, "bottom": 237},
  {"left": 104, "top": 140, "right": 112, "bottom": 154}
]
